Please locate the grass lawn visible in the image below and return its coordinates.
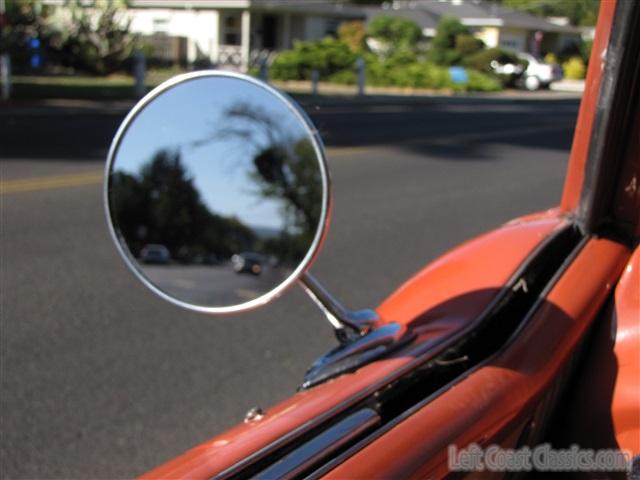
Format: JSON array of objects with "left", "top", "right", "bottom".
[
  {"left": 6, "top": 70, "right": 514, "bottom": 102},
  {"left": 10, "top": 70, "right": 183, "bottom": 100}
]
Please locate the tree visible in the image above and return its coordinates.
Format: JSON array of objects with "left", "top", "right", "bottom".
[
  {"left": 110, "top": 149, "right": 257, "bottom": 261},
  {"left": 47, "top": 0, "right": 139, "bottom": 75},
  {"left": 1, "top": 0, "right": 139, "bottom": 74},
  {"left": 0, "top": 1, "right": 53, "bottom": 71},
  {"left": 499, "top": 0, "right": 599, "bottom": 26},
  {"left": 203, "top": 102, "right": 323, "bottom": 264}
]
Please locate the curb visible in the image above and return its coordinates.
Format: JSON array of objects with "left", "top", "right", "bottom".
[{"left": 1, "top": 88, "right": 582, "bottom": 116}]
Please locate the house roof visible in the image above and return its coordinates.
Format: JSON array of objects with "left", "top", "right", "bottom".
[
  {"left": 367, "top": 0, "right": 580, "bottom": 34},
  {"left": 129, "top": 0, "right": 365, "bottom": 18},
  {"left": 251, "top": 0, "right": 366, "bottom": 17},
  {"left": 127, "top": 0, "right": 578, "bottom": 32},
  {"left": 365, "top": 5, "right": 440, "bottom": 32}
]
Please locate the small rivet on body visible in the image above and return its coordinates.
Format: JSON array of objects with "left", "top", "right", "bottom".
[{"left": 244, "top": 407, "right": 264, "bottom": 423}]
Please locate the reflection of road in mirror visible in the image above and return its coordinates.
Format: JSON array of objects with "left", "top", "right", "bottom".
[{"left": 139, "top": 262, "right": 291, "bottom": 306}]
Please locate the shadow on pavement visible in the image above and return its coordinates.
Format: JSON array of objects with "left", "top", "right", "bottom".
[{"left": 0, "top": 97, "right": 579, "bottom": 162}]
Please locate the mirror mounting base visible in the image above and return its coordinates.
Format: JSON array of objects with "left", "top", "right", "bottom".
[
  {"left": 301, "top": 322, "right": 414, "bottom": 389},
  {"left": 299, "top": 272, "right": 379, "bottom": 341},
  {"left": 298, "top": 272, "right": 415, "bottom": 388}
]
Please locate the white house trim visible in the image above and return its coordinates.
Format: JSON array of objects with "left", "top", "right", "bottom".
[
  {"left": 241, "top": 10, "right": 251, "bottom": 70},
  {"left": 131, "top": 1, "right": 251, "bottom": 8},
  {"left": 460, "top": 18, "right": 504, "bottom": 27}
]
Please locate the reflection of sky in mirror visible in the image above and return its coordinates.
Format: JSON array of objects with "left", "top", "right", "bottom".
[{"left": 114, "top": 76, "right": 313, "bottom": 230}]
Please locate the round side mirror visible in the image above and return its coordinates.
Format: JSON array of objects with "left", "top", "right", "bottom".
[{"left": 105, "top": 72, "right": 330, "bottom": 314}]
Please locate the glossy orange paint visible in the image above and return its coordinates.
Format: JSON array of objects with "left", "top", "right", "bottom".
[
  {"left": 560, "top": 0, "right": 616, "bottom": 211},
  {"left": 140, "top": 216, "right": 562, "bottom": 479},
  {"left": 139, "top": 1, "right": 629, "bottom": 477},
  {"left": 611, "top": 247, "right": 640, "bottom": 454},
  {"left": 324, "top": 238, "right": 630, "bottom": 479},
  {"left": 377, "top": 214, "right": 565, "bottom": 328}
]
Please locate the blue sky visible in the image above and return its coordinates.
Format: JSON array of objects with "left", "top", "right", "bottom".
[{"left": 113, "top": 76, "right": 316, "bottom": 231}]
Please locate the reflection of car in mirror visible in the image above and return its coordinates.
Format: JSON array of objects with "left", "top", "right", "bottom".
[
  {"left": 231, "top": 252, "right": 263, "bottom": 275},
  {"left": 139, "top": 244, "right": 170, "bottom": 265},
  {"left": 104, "top": 2, "right": 639, "bottom": 476}
]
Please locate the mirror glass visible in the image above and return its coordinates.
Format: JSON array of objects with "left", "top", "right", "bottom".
[{"left": 106, "top": 73, "right": 329, "bottom": 312}]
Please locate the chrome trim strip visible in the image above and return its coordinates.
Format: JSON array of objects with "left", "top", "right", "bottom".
[
  {"left": 103, "top": 70, "right": 332, "bottom": 315},
  {"left": 252, "top": 408, "right": 380, "bottom": 480}
]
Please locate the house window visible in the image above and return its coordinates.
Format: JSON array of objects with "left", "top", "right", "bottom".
[
  {"left": 261, "top": 15, "right": 277, "bottom": 49},
  {"left": 325, "top": 19, "right": 340, "bottom": 37},
  {"left": 223, "top": 14, "right": 241, "bottom": 45}
]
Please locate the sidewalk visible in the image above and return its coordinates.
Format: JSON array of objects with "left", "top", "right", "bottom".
[
  {"left": 272, "top": 79, "right": 583, "bottom": 101},
  {"left": 550, "top": 79, "right": 585, "bottom": 93}
]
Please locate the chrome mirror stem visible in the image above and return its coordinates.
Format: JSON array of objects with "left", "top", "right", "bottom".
[{"left": 299, "top": 272, "right": 379, "bottom": 339}]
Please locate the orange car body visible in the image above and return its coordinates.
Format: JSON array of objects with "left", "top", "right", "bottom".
[{"left": 142, "top": 0, "right": 639, "bottom": 477}]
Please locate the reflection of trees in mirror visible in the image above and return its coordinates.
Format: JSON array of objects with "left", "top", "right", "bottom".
[
  {"left": 110, "top": 149, "right": 257, "bottom": 263},
  {"left": 197, "top": 102, "right": 322, "bottom": 264}
]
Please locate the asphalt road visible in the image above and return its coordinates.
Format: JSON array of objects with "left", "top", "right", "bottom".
[
  {"left": 1, "top": 93, "right": 579, "bottom": 479},
  {"left": 141, "top": 263, "right": 287, "bottom": 306}
]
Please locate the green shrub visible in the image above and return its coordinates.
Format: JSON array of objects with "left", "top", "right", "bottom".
[
  {"left": 429, "top": 48, "right": 462, "bottom": 67},
  {"left": 563, "top": 56, "right": 586, "bottom": 79},
  {"left": 465, "top": 69, "right": 501, "bottom": 92},
  {"left": 455, "top": 34, "right": 483, "bottom": 56},
  {"left": 389, "top": 63, "right": 431, "bottom": 88},
  {"left": 367, "top": 16, "right": 422, "bottom": 54},
  {"left": 381, "top": 63, "right": 499, "bottom": 91},
  {"left": 328, "top": 69, "right": 356, "bottom": 85},
  {"left": 429, "top": 17, "right": 469, "bottom": 65},
  {"left": 269, "top": 50, "right": 300, "bottom": 80},
  {"left": 364, "top": 54, "right": 392, "bottom": 86},
  {"left": 270, "top": 37, "right": 356, "bottom": 81},
  {"left": 386, "top": 47, "right": 418, "bottom": 65},
  {"left": 362, "top": 55, "right": 448, "bottom": 89},
  {"left": 462, "top": 48, "right": 522, "bottom": 73},
  {"left": 268, "top": 33, "right": 503, "bottom": 92}
]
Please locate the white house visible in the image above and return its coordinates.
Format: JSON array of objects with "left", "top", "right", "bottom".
[
  {"left": 125, "top": 0, "right": 365, "bottom": 70},
  {"left": 43, "top": 0, "right": 582, "bottom": 71}
]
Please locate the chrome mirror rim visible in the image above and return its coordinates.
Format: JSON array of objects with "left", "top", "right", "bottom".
[{"left": 103, "top": 70, "right": 331, "bottom": 314}]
